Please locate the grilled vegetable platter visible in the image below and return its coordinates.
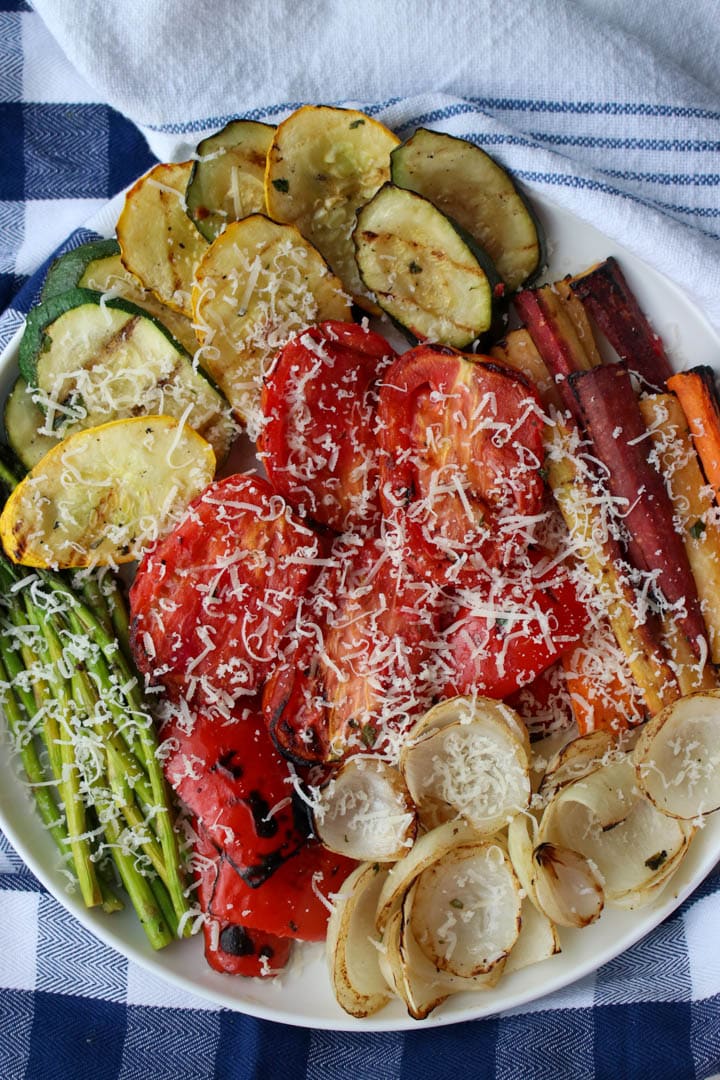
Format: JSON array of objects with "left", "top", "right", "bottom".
[{"left": 2, "top": 104, "right": 720, "bottom": 1028}]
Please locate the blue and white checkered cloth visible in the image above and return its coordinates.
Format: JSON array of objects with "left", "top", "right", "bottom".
[{"left": 3, "top": 1, "right": 720, "bottom": 1076}]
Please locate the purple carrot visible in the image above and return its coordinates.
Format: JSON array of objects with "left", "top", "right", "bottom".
[
  {"left": 569, "top": 257, "right": 673, "bottom": 387},
  {"left": 513, "top": 287, "right": 593, "bottom": 421},
  {"left": 570, "top": 363, "right": 708, "bottom": 653}
]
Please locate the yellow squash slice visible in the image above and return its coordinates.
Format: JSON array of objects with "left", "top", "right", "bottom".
[
  {"left": 192, "top": 214, "right": 350, "bottom": 430},
  {"left": 265, "top": 105, "right": 399, "bottom": 300},
  {"left": 117, "top": 161, "right": 209, "bottom": 318},
  {"left": 0, "top": 415, "right": 215, "bottom": 569}
]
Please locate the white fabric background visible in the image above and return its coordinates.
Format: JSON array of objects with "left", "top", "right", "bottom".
[
  {"left": 30, "top": 0, "right": 720, "bottom": 138},
  {"left": 25, "top": 0, "right": 720, "bottom": 337}
]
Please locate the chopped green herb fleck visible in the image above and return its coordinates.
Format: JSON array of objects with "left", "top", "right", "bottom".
[
  {"left": 349, "top": 119, "right": 366, "bottom": 129},
  {"left": 645, "top": 850, "right": 667, "bottom": 871},
  {"left": 449, "top": 898, "right": 464, "bottom": 910},
  {"left": 408, "top": 261, "right": 423, "bottom": 274},
  {"left": 272, "top": 178, "right": 290, "bottom": 193},
  {"left": 360, "top": 723, "right": 377, "bottom": 749},
  {"left": 689, "top": 519, "right": 706, "bottom": 540}
]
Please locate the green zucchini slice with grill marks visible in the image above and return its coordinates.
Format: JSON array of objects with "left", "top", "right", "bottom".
[
  {"left": 391, "top": 128, "right": 545, "bottom": 292},
  {"left": 17, "top": 288, "right": 236, "bottom": 463},
  {"left": 41, "top": 239, "right": 121, "bottom": 301},
  {"left": 40, "top": 238, "right": 199, "bottom": 355},
  {"left": 3, "top": 377, "right": 57, "bottom": 470},
  {"left": 186, "top": 119, "right": 274, "bottom": 241},
  {"left": 354, "top": 183, "right": 501, "bottom": 348}
]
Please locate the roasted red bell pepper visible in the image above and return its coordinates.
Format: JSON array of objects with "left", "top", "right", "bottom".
[
  {"left": 161, "top": 705, "right": 307, "bottom": 886},
  {"left": 193, "top": 824, "right": 293, "bottom": 977}
]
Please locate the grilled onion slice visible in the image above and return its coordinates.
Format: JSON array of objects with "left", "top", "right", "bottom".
[
  {"left": 409, "top": 695, "right": 531, "bottom": 757},
  {"left": 508, "top": 810, "right": 603, "bottom": 928},
  {"left": 375, "top": 819, "right": 479, "bottom": 934},
  {"left": 532, "top": 843, "right": 604, "bottom": 928},
  {"left": 326, "top": 862, "right": 392, "bottom": 1018},
  {"left": 504, "top": 899, "right": 561, "bottom": 974},
  {"left": 633, "top": 691, "right": 720, "bottom": 819},
  {"left": 539, "top": 754, "right": 690, "bottom": 906},
  {"left": 538, "top": 728, "right": 616, "bottom": 802},
  {"left": 399, "top": 886, "right": 505, "bottom": 1019},
  {"left": 507, "top": 810, "right": 541, "bottom": 908},
  {"left": 409, "top": 841, "right": 522, "bottom": 978},
  {"left": 313, "top": 758, "right": 417, "bottom": 862},
  {"left": 400, "top": 697, "right": 531, "bottom": 833}
]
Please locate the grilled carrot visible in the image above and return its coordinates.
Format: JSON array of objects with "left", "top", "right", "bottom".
[
  {"left": 639, "top": 391, "right": 720, "bottom": 664},
  {"left": 514, "top": 285, "right": 596, "bottom": 419},
  {"left": 490, "top": 328, "right": 562, "bottom": 411},
  {"left": 569, "top": 257, "right": 673, "bottom": 387},
  {"left": 569, "top": 365, "right": 708, "bottom": 654},
  {"left": 667, "top": 366, "right": 720, "bottom": 499},
  {"left": 561, "top": 649, "right": 644, "bottom": 736},
  {"left": 544, "top": 422, "right": 679, "bottom": 714}
]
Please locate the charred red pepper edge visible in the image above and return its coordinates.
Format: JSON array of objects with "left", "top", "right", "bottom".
[
  {"left": 194, "top": 824, "right": 293, "bottom": 977},
  {"left": 209, "top": 840, "right": 356, "bottom": 941},
  {"left": 161, "top": 706, "right": 311, "bottom": 887}
]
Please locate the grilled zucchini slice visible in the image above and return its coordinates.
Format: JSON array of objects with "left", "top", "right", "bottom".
[
  {"left": 192, "top": 214, "right": 350, "bottom": 430},
  {"left": 391, "top": 128, "right": 545, "bottom": 292},
  {"left": 41, "top": 238, "right": 198, "bottom": 355},
  {"left": 17, "top": 288, "right": 236, "bottom": 462},
  {"left": 265, "top": 105, "right": 399, "bottom": 300},
  {"left": 354, "top": 184, "right": 499, "bottom": 347},
  {"left": 186, "top": 119, "right": 274, "bottom": 241},
  {"left": 41, "top": 239, "right": 121, "bottom": 301},
  {"left": 0, "top": 415, "right": 216, "bottom": 569},
  {"left": 3, "top": 378, "right": 57, "bottom": 470},
  {"left": 117, "top": 161, "right": 209, "bottom": 318}
]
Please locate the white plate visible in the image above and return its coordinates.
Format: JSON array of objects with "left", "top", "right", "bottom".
[{"left": 1, "top": 186, "right": 719, "bottom": 1031}]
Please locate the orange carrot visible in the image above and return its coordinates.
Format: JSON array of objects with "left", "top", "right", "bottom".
[
  {"left": 667, "top": 366, "right": 720, "bottom": 498},
  {"left": 561, "top": 649, "right": 644, "bottom": 736}
]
